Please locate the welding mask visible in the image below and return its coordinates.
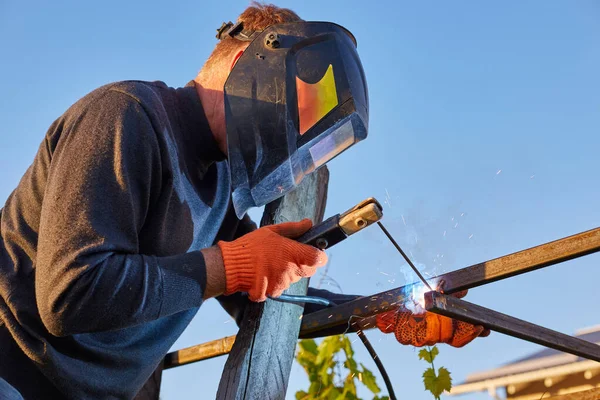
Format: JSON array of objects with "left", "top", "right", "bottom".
[{"left": 219, "top": 21, "right": 369, "bottom": 218}]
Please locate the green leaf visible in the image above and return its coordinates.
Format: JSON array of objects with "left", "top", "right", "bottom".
[
  {"left": 418, "top": 346, "right": 439, "bottom": 364},
  {"left": 299, "top": 339, "right": 319, "bottom": 355},
  {"left": 344, "top": 357, "right": 358, "bottom": 373},
  {"left": 295, "top": 390, "right": 309, "bottom": 400},
  {"left": 359, "top": 363, "right": 381, "bottom": 394},
  {"left": 326, "top": 387, "right": 341, "bottom": 400},
  {"left": 423, "top": 366, "right": 452, "bottom": 399},
  {"left": 342, "top": 335, "right": 355, "bottom": 358},
  {"left": 295, "top": 334, "right": 390, "bottom": 400},
  {"left": 344, "top": 372, "right": 357, "bottom": 395},
  {"left": 318, "top": 365, "right": 332, "bottom": 388},
  {"left": 438, "top": 367, "right": 453, "bottom": 392},
  {"left": 316, "top": 337, "right": 340, "bottom": 365}
]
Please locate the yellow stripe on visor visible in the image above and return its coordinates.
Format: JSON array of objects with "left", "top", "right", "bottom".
[{"left": 296, "top": 64, "right": 338, "bottom": 135}]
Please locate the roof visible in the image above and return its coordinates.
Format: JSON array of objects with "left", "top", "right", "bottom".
[{"left": 450, "top": 325, "right": 600, "bottom": 395}]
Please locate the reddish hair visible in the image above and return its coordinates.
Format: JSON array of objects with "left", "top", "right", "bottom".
[{"left": 202, "top": 3, "right": 302, "bottom": 74}]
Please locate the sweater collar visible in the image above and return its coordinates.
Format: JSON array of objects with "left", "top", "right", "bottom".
[{"left": 174, "top": 81, "right": 226, "bottom": 166}]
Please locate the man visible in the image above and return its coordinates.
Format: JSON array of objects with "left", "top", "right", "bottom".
[{"left": 0, "top": 4, "right": 486, "bottom": 399}]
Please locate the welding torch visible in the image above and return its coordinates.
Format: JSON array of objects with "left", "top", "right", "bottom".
[{"left": 268, "top": 197, "right": 383, "bottom": 306}]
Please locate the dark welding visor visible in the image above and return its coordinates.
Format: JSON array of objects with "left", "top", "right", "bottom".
[{"left": 223, "top": 21, "right": 369, "bottom": 217}]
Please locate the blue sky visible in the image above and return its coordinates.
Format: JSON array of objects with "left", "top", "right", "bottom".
[{"left": 1, "top": 1, "right": 599, "bottom": 399}]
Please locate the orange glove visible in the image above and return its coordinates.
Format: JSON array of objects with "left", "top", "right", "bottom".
[
  {"left": 217, "top": 219, "right": 327, "bottom": 302},
  {"left": 376, "top": 289, "right": 490, "bottom": 348}
]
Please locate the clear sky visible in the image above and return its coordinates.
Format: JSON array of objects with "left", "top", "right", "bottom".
[{"left": 1, "top": 1, "right": 599, "bottom": 399}]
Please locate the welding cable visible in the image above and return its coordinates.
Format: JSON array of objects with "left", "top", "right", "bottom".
[
  {"left": 269, "top": 294, "right": 334, "bottom": 307},
  {"left": 355, "top": 329, "right": 397, "bottom": 400},
  {"left": 270, "top": 294, "right": 398, "bottom": 400}
]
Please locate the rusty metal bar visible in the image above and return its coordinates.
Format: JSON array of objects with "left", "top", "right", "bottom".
[
  {"left": 164, "top": 227, "right": 600, "bottom": 368},
  {"left": 425, "top": 291, "right": 600, "bottom": 362},
  {"left": 300, "top": 227, "right": 600, "bottom": 336},
  {"left": 163, "top": 335, "right": 236, "bottom": 370}
]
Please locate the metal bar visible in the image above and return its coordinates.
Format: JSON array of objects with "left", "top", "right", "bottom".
[
  {"left": 424, "top": 291, "right": 600, "bottom": 363},
  {"left": 164, "top": 335, "right": 236, "bottom": 369},
  {"left": 300, "top": 227, "right": 600, "bottom": 336},
  {"left": 164, "top": 226, "right": 600, "bottom": 367},
  {"left": 547, "top": 387, "right": 600, "bottom": 399}
]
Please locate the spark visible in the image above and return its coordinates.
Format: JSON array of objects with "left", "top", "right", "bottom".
[
  {"left": 223, "top": 319, "right": 232, "bottom": 324},
  {"left": 328, "top": 315, "right": 333, "bottom": 319},
  {"left": 451, "top": 217, "right": 454, "bottom": 222},
  {"left": 388, "top": 279, "right": 396, "bottom": 284},
  {"left": 401, "top": 214, "right": 406, "bottom": 226},
  {"left": 443, "top": 230, "right": 446, "bottom": 237},
  {"left": 454, "top": 222, "right": 459, "bottom": 228},
  {"left": 379, "top": 271, "right": 390, "bottom": 276},
  {"left": 530, "top": 175, "right": 536, "bottom": 179},
  {"left": 415, "top": 235, "right": 418, "bottom": 244},
  {"left": 299, "top": 315, "right": 303, "bottom": 320},
  {"left": 496, "top": 169, "right": 502, "bottom": 175},
  {"left": 461, "top": 212, "right": 465, "bottom": 217},
  {"left": 469, "top": 234, "right": 474, "bottom": 239}
]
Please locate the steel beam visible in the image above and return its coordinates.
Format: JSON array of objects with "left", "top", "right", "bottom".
[
  {"left": 164, "top": 335, "right": 236, "bottom": 370},
  {"left": 164, "top": 227, "right": 600, "bottom": 368},
  {"left": 300, "top": 227, "right": 600, "bottom": 336},
  {"left": 424, "top": 291, "right": 600, "bottom": 363}
]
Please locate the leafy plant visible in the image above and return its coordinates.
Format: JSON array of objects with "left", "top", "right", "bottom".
[
  {"left": 418, "top": 346, "right": 452, "bottom": 400},
  {"left": 295, "top": 335, "right": 389, "bottom": 400}
]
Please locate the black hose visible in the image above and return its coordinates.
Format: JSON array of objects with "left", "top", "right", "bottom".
[
  {"left": 271, "top": 294, "right": 397, "bottom": 399},
  {"left": 356, "top": 329, "right": 397, "bottom": 400}
]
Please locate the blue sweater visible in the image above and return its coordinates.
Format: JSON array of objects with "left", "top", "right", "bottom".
[
  {"left": 0, "top": 80, "right": 251, "bottom": 399},
  {"left": 0, "top": 80, "right": 357, "bottom": 399}
]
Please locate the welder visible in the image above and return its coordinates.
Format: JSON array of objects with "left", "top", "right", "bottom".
[{"left": 0, "top": 4, "right": 486, "bottom": 399}]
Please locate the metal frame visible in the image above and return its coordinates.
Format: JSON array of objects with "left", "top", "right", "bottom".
[
  {"left": 424, "top": 292, "right": 600, "bottom": 362},
  {"left": 164, "top": 227, "right": 600, "bottom": 369}
]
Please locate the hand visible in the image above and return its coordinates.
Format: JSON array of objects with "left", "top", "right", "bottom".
[
  {"left": 217, "top": 219, "right": 327, "bottom": 302},
  {"left": 375, "top": 289, "right": 490, "bottom": 348}
]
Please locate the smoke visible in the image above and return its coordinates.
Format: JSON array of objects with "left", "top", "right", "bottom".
[{"left": 380, "top": 194, "right": 476, "bottom": 312}]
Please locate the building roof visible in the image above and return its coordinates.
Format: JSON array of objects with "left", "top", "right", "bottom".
[{"left": 450, "top": 326, "right": 600, "bottom": 396}]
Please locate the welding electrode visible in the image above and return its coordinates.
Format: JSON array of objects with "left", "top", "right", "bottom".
[{"left": 377, "top": 221, "right": 433, "bottom": 292}]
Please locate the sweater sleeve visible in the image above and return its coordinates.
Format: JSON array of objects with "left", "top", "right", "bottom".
[{"left": 36, "top": 89, "right": 207, "bottom": 337}]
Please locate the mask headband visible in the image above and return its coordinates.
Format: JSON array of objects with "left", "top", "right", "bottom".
[{"left": 216, "top": 21, "right": 261, "bottom": 42}]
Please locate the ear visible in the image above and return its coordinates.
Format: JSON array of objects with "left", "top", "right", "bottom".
[{"left": 230, "top": 50, "right": 244, "bottom": 71}]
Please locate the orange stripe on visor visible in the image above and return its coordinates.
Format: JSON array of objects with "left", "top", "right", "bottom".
[{"left": 296, "top": 64, "right": 338, "bottom": 135}]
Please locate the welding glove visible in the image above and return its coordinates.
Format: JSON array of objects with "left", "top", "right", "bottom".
[
  {"left": 375, "top": 290, "right": 490, "bottom": 348},
  {"left": 217, "top": 219, "right": 327, "bottom": 302}
]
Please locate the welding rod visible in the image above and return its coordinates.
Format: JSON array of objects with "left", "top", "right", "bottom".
[{"left": 377, "top": 221, "right": 433, "bottom": 291}]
